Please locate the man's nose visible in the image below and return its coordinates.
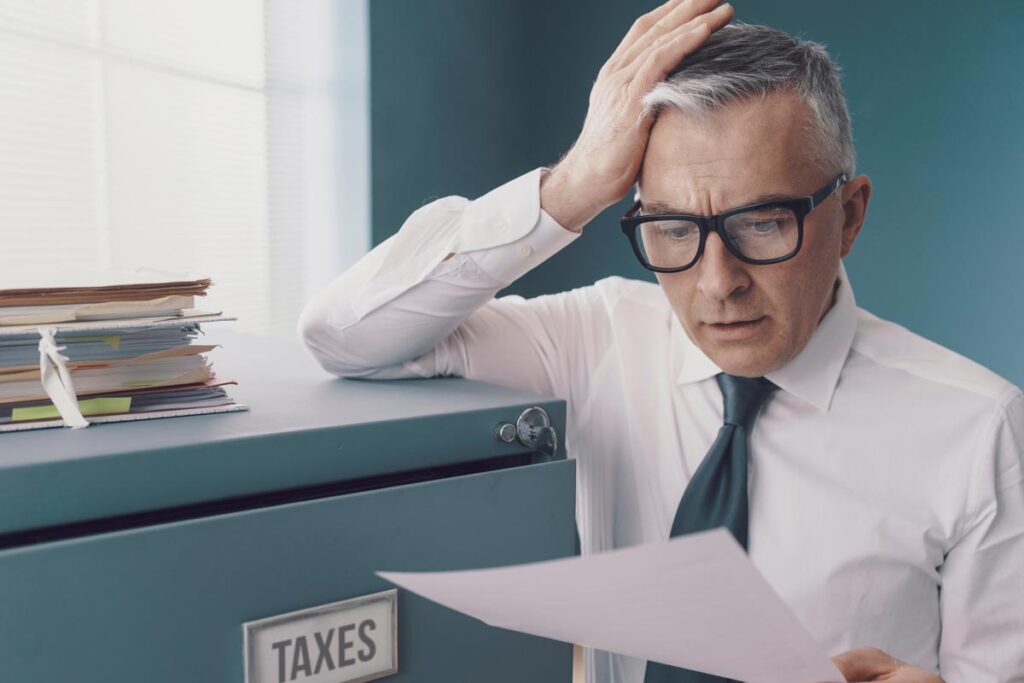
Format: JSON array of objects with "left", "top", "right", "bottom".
[{"left": 697, "top": 232, "right": 751, "bottom": 302}]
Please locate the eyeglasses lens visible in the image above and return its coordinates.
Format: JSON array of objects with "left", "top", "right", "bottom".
[
  {"left": 637, "top": 219, "right": 701, "bottom": 270},
  {"left": 723, "top": 206, "right": 799, "bottom": 261},
  {"left": 636, "top": 206, "right": 799, "bottom": 269}
]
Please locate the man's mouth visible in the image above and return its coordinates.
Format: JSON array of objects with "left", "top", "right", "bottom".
[
  {"left": 707, "top": 315, "right": 765, "bottom": 325},
  {"left": 705, "top": 316, "right": 767, "bottom": 340}
]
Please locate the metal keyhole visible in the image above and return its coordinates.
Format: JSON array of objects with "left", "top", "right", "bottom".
[
  {"left": 516, "top": 406, "right": 558, "bottom": 458},
  {"left": 493, "top": 406, "right": 558, "bottom": 458}
]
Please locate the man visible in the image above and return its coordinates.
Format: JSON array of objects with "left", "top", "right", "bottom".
[{"left": 299, "top": 1, "right": 1024, "bottom": 682}]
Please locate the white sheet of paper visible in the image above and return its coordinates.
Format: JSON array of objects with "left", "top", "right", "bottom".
[
  {"left": 378, "top": 528, "right": 844, "bottom": 683},
  {"left": 0, "top": 267, "right": 209, "bottom": 290}
]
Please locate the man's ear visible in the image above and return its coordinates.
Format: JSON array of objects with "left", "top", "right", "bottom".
[{"left": 839, "top": 174, "right": 871, "bottom": 258}]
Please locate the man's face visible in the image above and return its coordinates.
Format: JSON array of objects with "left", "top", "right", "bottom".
[{"left": 638, "top": 91, "right": 869, "bottom": 377}]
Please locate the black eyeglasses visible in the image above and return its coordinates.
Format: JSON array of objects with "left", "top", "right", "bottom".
[{"left": 620, "top": 173, "right": 848, "bottom": 273}]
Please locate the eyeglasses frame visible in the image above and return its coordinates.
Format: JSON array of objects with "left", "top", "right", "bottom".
[{"left": 620, "top": 173, "right": 849, "bottom": 273}]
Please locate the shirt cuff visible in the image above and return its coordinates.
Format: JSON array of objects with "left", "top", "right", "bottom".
[
  {"left": 465, "top": 207, "right": 581, "bottom": 284},
  {"left": 459, "top": 167, "right": 582, "bottom": 284}
]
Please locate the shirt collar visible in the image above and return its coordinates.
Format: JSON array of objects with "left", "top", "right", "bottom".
[{"left": 672, "top": 261, "right": 857, "bottom": 412}]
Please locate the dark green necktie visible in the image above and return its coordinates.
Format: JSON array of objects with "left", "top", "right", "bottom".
[{"left": 644, "top": 373, "right": 778, "bottom": 683}]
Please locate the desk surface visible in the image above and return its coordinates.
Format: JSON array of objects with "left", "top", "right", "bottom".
[{"left": 0, "top": 329, "right": 565, "bottom": 537}]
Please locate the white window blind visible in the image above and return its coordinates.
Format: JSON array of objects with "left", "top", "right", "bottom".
[{"left": 0, "top": 0, "right": 369, "bottom": 339}]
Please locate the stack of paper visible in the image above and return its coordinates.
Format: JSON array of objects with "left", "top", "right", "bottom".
[{"left": 0, "top": 270, "right": 247, "bottom": 432}]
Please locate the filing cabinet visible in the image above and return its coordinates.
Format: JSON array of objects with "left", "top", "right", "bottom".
[{"left": 0, "top": 336, "right": 577, "bottom": 682}]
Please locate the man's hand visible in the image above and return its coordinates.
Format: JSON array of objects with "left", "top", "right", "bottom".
[
  {"left": 830, "top": 647, "right": 944, "bottom": 682},
  {"left": 540, "top": 0, "right": 734, "bottom": 233}
]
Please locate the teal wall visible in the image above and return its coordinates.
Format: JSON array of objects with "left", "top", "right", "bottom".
[{"left": 369, "top": 1, "right": 1024, "bottom": 387}]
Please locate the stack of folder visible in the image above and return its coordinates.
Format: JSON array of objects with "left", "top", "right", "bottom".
[{"left": 0, "top": 270, "right": 247, "bottom": 432}]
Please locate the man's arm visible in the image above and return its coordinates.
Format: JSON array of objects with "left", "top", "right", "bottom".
[
  {"left": 298, "top": 168, "right": 587, "bottom": 396},
  {"left": 298, "top": 170, "right": 652, "bottom": 407},
  {"left": 825, "top": 393, "right": 1024, "bottom": 683},
  {"left": 936, "top": 389, "right": 1024, "bottom": 681}
]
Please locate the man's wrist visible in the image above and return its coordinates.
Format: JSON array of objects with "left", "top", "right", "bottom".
[{"left": 540, "top": 166, "right": 608, "bottom": 234}]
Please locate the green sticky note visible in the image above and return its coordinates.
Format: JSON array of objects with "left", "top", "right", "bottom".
[
  {"left": 71, "top": 334, "right": 121, "bottom": 350},
  {"left": 12, "top": 397, "right": 132, "bottom": 422}
]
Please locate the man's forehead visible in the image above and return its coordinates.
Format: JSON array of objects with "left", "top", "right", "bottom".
[
  {"left": 636, "top": 153, "right": 823, "bottom": 214},
  {"left": 639, "top": 190, "right": 805, "bottom": 215},
  {"left": 637, "top": 93, "right": 821, "bottom": 212}
]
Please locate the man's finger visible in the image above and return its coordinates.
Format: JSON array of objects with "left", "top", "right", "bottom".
[
  {"left": 610, "top": 0, "right": 724, "bottom": 72},
  {"left": 831, "top": 646, "right": 902, "bottom": 681},
  {"left": 606, "top": 0, "right": 687, "bottom": 66},
  {"left": 627, "top": 2, "right": 733, "bottom": 86},
  {"left": 606, "top": 0, "right": 718, "bottom": 71}
]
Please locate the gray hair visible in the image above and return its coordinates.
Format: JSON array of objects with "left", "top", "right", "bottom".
[{"left": 640, "top": 22, "right": 856, "bottom": 177}]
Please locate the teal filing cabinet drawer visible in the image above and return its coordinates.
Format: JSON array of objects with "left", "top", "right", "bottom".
[
  {"left": 0, "top": 459, "right": 576, "bottom": 682},
  {"left": 0, "top": 336, "right": 578, "bottom": 682}
]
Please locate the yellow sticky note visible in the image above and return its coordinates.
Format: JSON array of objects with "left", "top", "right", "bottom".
[
  {"left": 71, "top": 335, "right": 121, "bottom": 350},
  {"left": 12, "top": 397, "right": 132, "bottom": 422}
]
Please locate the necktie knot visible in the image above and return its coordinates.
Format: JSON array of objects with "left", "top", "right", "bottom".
[{"left": 716, "top": 373, "right": 777, "bottom": 430}]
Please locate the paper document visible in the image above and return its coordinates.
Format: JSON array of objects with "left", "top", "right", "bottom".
[
  {"left": 0, "top": 268, "right": 211, "bottom": 306},
  {"left": 379, "top": 528, "right": 844, "bottom": 683}
]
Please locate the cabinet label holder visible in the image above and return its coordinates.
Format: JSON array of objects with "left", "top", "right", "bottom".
[{"left": 244, "top": 589, "right": 398, "bottom": 683}]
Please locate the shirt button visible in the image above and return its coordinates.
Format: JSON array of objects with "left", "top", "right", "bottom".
[
  {"left": 404, "top": 274, "right": 416, "bottom": 286},
  {"left": 496, "top": 217, "right": 510, "bottom": 234},
  {"left": 519, "top": 244, "right": 533, "bottom": 257}
]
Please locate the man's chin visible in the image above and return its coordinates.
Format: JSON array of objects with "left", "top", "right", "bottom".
[
  {"left": 699, "top": 340, "right": 782, "bottom": 378},
  {"left": 715, "top": 359, "right": 777, "bottom": 378}
]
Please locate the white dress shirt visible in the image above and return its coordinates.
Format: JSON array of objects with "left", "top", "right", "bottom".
[{"left": 299, "top": 167, "right": 1024, "bottom": 683}]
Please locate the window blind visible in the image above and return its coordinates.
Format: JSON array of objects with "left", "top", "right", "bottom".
[{"left": 0, "top": 0, "right": 368, "bottom": 338}]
